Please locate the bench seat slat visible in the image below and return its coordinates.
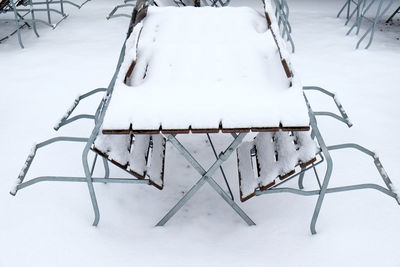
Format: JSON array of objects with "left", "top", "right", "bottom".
[
  {"left": 237, "top": 141, "right": 258, "bottom": 202},
  {"left": 128, "top": 134, "right": 150, "bottom": 178},
  {"left": 94, "top": 134, "right": 130, "bottom": 167},
  {"left": 295, "top": 131, "right": 319, "bottom": 166},
  {"left": 147, "top": 134, "right": 166, "bottom": 190},
  {"left": 238, "top": 130, "right": 319, "bottom": 202},
  {"left": 93, "top": 133, "right": 166, "bottom": 190},
  {"left": 254, "top": 132, "right": 278, "bottom": 188}
]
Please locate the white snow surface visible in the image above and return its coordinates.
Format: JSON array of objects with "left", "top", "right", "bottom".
[
  {"left": 2, "top": 0, "right": 400, "bottom": 266},
  {"left": 128, "top": 134, "right": 150, "bottom": 176},
  {"left": 102, "top": 6, "right": 309, "bottom": 131},
  {"left": 239, "top": 130, "right": 318, "bottom": 198},
  {"left": 94, "top": 133, "right": 131, "bottom": 165}
]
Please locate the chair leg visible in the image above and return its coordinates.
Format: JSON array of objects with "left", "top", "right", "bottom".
[
  {"left": 102, "top": 157, "right": 110, "bottom": 180},
  {"left": 82, "top": 141, "right": 100, "bottom": 226},
  {"left": 10, "top": 0, "right": 24, "bottom": 48},
  {"left": 298, "top": 172, "right": 305, "bottom": 189},
  {"left": 30, "top": 4, "right": 40, "bottom": 37},
  {"left": 310, "top": 150, "right": 333, "bottom": 235},
  {"left": 306, "top": 94, "right": 334, "bottom": 235}
]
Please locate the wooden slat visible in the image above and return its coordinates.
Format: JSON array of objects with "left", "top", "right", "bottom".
[
  {"left": 240, "top": 130, "right": 320, "bottom": 197},
  {"left": 0, "top": 0, "right": 9, "bottom": 10},
  {"left": 147, "top": 135, "right": 166, "bottom": 190},
  {"left": 103, "top": 125, "right": 310, "bottom": 135},
  {"left": 128, "top": 135, "right": 151, "bottom": 179},
  {"left": 237, "top": 142, "right": 258, "bottom": 202}
]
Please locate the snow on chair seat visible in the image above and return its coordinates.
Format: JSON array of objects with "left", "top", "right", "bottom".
[
  {"left": 237, "top": 130, "right": 320, "bottom": 202},
  {"left": 93, "top": 133, "right": 166, "bottom": 189}
]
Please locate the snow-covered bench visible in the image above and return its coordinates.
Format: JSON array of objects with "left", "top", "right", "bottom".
[
  {"left": 237, "top": 130, "right": 321, "bottom": 202},
  {"left": 93, "top": 134, "right": 166, "bottom": 189}
]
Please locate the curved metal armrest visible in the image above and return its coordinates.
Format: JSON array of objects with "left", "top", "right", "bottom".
[
  {"left": 327, "top": 143, "right": 400, "bottom": 204},
  {"left": 106, "top": 4, "right": 134, "bottom": 20},
  {"left": 10, "top": 137, "right": 89, "bottom": 196},
  {"left": 303, "top": 86, "right": 353, "bottom": 128},
  {"left": 54, "top": 88, "right": 107, "bottom": 131}
]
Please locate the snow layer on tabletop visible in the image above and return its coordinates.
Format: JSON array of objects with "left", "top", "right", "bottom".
[{"left": 102, "top": 6, "right": 309, "bottom": 131}]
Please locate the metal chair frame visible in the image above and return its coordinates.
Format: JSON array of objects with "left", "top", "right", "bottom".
[
  {"left": 272, "top": 0, "right": 295, "bottom": 52},
  {"left": 338, "top": 0, "right": 396, "bottom": 48},
  {"left": 0, "top": 0, "right": 53, "bottom": 48},
  {"left": 107, "top": 2, "right": 135, "bottom": 20},
  {"left": 255, "top": 86, "right": 399, "bottom": 234},
  {"left": 0, "top": 0, "right": 89, "bottom": 47}
]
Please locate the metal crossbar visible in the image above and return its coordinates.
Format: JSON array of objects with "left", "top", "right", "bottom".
[{"left": 156, "top": 134, "right": 255, "bottom": 226}]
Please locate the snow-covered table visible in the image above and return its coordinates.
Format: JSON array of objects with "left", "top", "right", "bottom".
[
  {"left": 102, "top": 6, "right": 309, "bottom": 134},
  {"left": 100, "top": 4, "right": 311, "bottom": 226}
]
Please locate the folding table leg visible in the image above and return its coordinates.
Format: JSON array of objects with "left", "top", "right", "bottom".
[
  {"left": 10, "top": 0, "right": 24, "bottom": 48},
  {"left": 206, "top": 177, "right": 255, "bottom": 225},
  {"left": 156, "top": 133, "right": 255, "bottom": 226},
  {"left": 156, "top": 176, "right": 208, "bottom": 226},
  {"left": 206, "top": 133, "right": 234, "bottom": 200}
]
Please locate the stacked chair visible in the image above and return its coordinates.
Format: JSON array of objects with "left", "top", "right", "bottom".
[
  {"left": 0, "top": 0, "right": 90, "bottom": 48},
  {"left": 337, "top": 0, "right": 396, "bottom": 48}
]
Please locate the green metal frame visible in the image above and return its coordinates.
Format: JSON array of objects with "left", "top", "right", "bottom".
[
  {"left": 338, "top": 0, "right": 396, "bottom": 49},
  {"left": 272, "top": 0, "right": 295, "bottom": 52},
  {"left": 0, "top": 0, "right": 90, "bottom": 47},
  {"left": 255, "top": 86, "right": 399, "bottom": 234},
  {"left": 156, "top": 133, "right": 255, "bottom": 226}
]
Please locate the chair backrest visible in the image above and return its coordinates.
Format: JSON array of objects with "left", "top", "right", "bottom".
[
  {"left": 93, "top": 133, "right": 166, "bottom": 189},
  {"left": 237, "top": 130, "right": 321, "bottom": 201},
  {"left": 0, "top": 0, "right": 9, "bottom": 12}
]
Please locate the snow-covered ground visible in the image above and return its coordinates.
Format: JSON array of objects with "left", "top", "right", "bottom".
[{"left": 1, "top": 0, "right": 400, "bottom": 266}]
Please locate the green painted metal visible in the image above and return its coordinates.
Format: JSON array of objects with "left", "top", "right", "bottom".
[
  {"left": 254, "top": 86, "right": 399, "bottom": 234},
  {"left": 156, "top": 133, "right": 255, "bottom": 226},
  {"left": 339, "top": 0, "right": 396, "bottom": 49},
  {"left": 107, "top": 3, "right": 134, "bottom": 20}
]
